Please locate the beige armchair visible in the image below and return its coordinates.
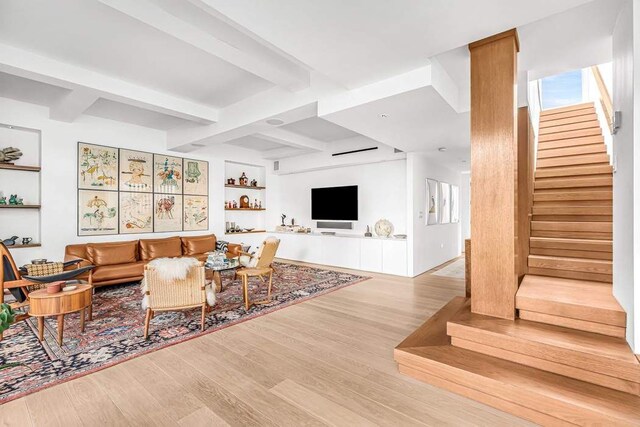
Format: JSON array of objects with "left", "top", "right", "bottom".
[
  {"left": 142, "top": 262, "right": 208, "bottom": 339},
  {"left": 236, "top": 237, "right": 280, "bottom": 310}
]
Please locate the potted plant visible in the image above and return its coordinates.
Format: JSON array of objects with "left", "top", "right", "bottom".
[{"left": 0, "top": 303, "right": 23, "bottom": 371}]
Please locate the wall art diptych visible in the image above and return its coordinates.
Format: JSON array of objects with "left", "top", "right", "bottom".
[
  {"left": 426, "top": 178, "right": 439, "bottom": 225},
  {"left": 183, "top": 159, "right": 208, "bottom": 196},
  {"left": 440, "top": 182, "right": 451, "bottom": 224},
  {"left": 184, "top": 195, "right": 209, "bottom": 231},
  {"left": 119, "top": 150, "right": 153, "bottom": 192},
  {"left": 77, "top": 142, "right": 209, "bottom": 236},
  {"left": 78, "top": 143, "right": 118, "bottom": 190},
  {"left": 120, "top": 192, "right": 153, "bottom": 234},
  {"left": 78, "top": 190, "right": 119, "bottom": 236},
  {"left": 154, "top": 194, "right": 183, "bottom": 233},
  {"left": 154, "top": 154, "right": 183, "bottom": 194}
]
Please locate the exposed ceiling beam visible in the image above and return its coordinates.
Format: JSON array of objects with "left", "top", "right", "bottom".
[
  {"left": 256, "top": 128, "right": 327, "bottom": 152},
  {"left": 49, "top": 89, "right": 99, "bottom": 122},
  {"left": 0, "top": 42, "right": 219, "bottom": 124},
  {"left": 99, "top": 0, "right": 309, "bottom": 91}
]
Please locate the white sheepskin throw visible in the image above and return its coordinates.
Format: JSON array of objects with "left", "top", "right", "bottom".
[{"left": 141, "top": 257, "right": 215, "bottom": 310}]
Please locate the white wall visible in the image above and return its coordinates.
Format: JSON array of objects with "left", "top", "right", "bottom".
[
  {"left": 274, "top": 159, "right": 407, "bottom": 235},
  {"left": 407, "top": 153, "right": 461, "bottom": 276},
  {"left": 0, "top": 97, "right": 274, "bottom": 265},
  {"left": 612, "top": 0, "right": 640, "bottom": 351}
]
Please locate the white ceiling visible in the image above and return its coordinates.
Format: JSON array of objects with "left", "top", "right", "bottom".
[
  {"left": 280, "top": 117, "right": 359, "bottom": 142},
  {"left": 0, "top": 0, "right": 625, "bottom": 170}
]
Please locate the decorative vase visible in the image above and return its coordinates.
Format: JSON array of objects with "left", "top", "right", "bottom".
[{"left": 374, "top": 219, "right": 394, "bottom": 237}]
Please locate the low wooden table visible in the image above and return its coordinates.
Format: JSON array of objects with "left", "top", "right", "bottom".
[{"left": 28, "top": 283, "right": 93, "bottom": 346}]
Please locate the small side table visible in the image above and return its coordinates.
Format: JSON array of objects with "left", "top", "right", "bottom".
[{"left": 28, "top": 284, "right": 93, "bottom": 346}]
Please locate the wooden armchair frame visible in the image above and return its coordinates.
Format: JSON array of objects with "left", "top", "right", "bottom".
[{"left": 235, "top": 238, "right": 280, "bottom": 310}]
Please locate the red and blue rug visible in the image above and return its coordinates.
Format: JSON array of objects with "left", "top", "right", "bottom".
[{"left": 0, "top": 262, "right": 369, "bottom": 404}]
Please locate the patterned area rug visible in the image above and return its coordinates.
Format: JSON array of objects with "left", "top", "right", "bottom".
[
  {"left": 431, "top": 258, "right": 465, "bottom": 279},
  {"left": 0, "top": 262, "right": 368, "bottom": 404}
]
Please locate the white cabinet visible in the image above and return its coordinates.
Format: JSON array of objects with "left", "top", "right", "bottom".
[
  {"left": 382, "top": 239, "right": 408, "bottom": 276},
  {"left": 272, "top": 232, "right": 408, "bottom": 276},
  {"left": 360, "top": 239, "right": 383, "bottom": 273}
]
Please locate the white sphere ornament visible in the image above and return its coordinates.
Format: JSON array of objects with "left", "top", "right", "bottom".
[{"left": 374, "top": 219, "right": 394, "bottom": 237}]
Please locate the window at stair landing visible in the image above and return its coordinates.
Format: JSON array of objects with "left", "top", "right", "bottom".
[{"left": 540, "top": 69, "right": 583, "bottom": 110}]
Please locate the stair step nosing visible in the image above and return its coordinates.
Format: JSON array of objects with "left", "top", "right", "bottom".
[{"left": 516, "top": 297, "right": 626, "bottom": 327}]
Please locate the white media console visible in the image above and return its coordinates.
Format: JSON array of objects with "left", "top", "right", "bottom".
[{"left": 271, "top": 231, "right": 408, "bottom": 276}]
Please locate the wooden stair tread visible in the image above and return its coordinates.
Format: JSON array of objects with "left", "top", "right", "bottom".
[
  {"left": 532, "top": 206, "right": 612, "bottom": 215},
  {"left": 538, "top": 128, "right": 603, "bottom": 143},
  {"left": 541, "top": 102, "right": 594, "bottom": 116},
  {"left": 539, "top": 120, "right": 601, "bottom": 135},
  {"left": 529, "top": 237, "right": 612, "bottom": 252},
  {"left": 537, "top": 153, "right": 610, "bottom": 168},
  {"left": 535, "top": 163, "right": 612, "bottom": 178},
  {"left": 534, "top": 175, "right": 612, "bottom": 189},
  {"left": 516, "top": 275, "right": 625, "bottom": 326},
  {"left": 538, "top": 135, "right": 605, "bottom": 150},
  {"left": 537, "top": 144, "right": 606, "bottom": 159},
  {"left": 395, "top": 298, "right": 640, "bottom": 425},
  {"left": 528, "top": 255, "right": 612, "bottom": 276},
  {"left": 539, "top": 113, "right": 598, "bottom": 128},
  {"left": 447, "top": 314, "right": 640, "bottom": 382}
]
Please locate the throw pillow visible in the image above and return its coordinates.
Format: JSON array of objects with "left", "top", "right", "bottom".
[{"left": 216, "top": 240, "right": 229, "bottom": 253}]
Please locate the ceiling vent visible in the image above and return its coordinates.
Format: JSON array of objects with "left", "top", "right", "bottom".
[
  {"left": 273, "top": 161, "right": 280, "bottom": 171},
  {"left": 332, "top": 147, "right": 378, "bottom": 157}
]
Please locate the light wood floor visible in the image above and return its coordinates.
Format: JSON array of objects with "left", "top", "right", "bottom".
[{"left": 1, "top": 259, "right": 533, "bottom": 426}]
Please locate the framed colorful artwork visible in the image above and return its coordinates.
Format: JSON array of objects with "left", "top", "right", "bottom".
[
  {"left": 78, "top": 142, "right": 118, "bottom": 190},
  {"left": 183, "top": 195, "right": 209, "bottom": 231},
  {"left": 78, "top": 190, "right": 119, "bottom": 236},
  {"left": 119, "top": 149, "right": 153, "bottom": 192},
  {"left": 451, "top": 185, "right": 460, "bottom": 223},
  {"left": 426, "top": 179, "right": 439, "bottom": 225},
  {"left": 119, "top": 192, "right": 153, "bottom": 234},
  {"left": 153, "top": 193, "right": 183, "bottom": 232},
  {"left": 440, "top": 182, "right": 451, "bottom": 224},
  {"left": 153, "top": 154, "right": 183, "bottom": 194},
  {"left": 183, "top": 159, "right": 208, "bottom": 196}
]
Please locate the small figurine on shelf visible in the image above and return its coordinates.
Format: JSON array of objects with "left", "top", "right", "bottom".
[
  {"left": 258, "top": 200, "right": 262, "bottom": 209},
  {"left": 281, "top": 214, "right": 286, "bottom": 226},
  {"left": 0, "top": 196, "right": 6, "bottom": 205},
  {"left": 232, "top": 200, "right": 238, "bottom": 209},
  {"left": 0, "top": 147, "right": 23, "bottom": 164},
  {"left": 8, "top": 194, "right": 22, "bottom": 205},
  {"left": 250, "top": 179, "right": 258, "bottom": 187},
  {"left": 227, "top": 178, "right": 236, "bottom": 185},
  {"left": 254, "top": 199, "right": 258, "bottom": 209},
  {"left": 2, "top": 236, "right": 18, "bottom": 246},
  {"left": 22, "top": 237, "right": 32, "bottom": 245},
  {"left": 365, "top": 225, "right": 373, "bottom": 237},
  {"left": 239, "top": 172, "right": 248, "bottom": 186},
  {"left": 249, "top": 201, "right": 253, "bottom": 209}
]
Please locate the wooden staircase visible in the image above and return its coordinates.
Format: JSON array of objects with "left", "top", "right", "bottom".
[{"left": 396, "top": 103, "right": 640, "bottom": 425}]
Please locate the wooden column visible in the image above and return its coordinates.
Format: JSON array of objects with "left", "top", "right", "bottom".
[{"left": 469, "top": 29, "right": 520, "bottom": 319}]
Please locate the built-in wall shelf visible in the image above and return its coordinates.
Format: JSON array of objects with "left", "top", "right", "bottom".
[
  {"left": 0, "top": 164, "right": 41, "bottom": 172},
  {"left": 0, "top": 205, "right": 41, "bottom": 209},
  {"left": 6, "top": 243, "right": 41, "bottom": 249},
  {"left": 225, "top": 208, "right": 266, "bottom": 211},
  {"left": 225, "top": 230, "right": 266, "bottom": 235},
  {"left": 225, "top": 184, "right": 266, "bottom": 190}
]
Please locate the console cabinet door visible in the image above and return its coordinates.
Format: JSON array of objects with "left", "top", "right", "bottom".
[
  {"left": 359, "top": 239, "right": 383, "bottom": 273},
  {"left": 382, "top": 240, "right": 407, "bottom": 276},
  {"left": 322, "top": 236, "right": 360, "bottom": 269}
]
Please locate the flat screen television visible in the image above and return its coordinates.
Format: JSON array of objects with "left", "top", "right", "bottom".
[{"left": 311, "top": 185, "right": 358, "bottom": 221}]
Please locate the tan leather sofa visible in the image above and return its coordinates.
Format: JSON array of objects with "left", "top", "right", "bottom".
[{"left": 65, "top": 234, "right": 241, "bottom": 287}]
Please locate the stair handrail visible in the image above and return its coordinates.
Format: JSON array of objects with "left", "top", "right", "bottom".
[
  {"left": 590, "top": 65, "right": 614, "bottom": 134},
  {"left": 585, "top": 66, "right": 614, "bottom": 162}
]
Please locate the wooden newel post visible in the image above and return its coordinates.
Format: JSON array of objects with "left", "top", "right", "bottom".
[{"left": 469, "top": 29, "right": 520, "bottom": 320}]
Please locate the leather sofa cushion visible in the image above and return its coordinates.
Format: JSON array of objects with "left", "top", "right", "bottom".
[
  {"left": 65, "top": 244, "right": 88, "bottom": 261},
  {"left": 86, "top": 241, "right": 138, "bottom": 266},
  {"left": 92, "top": 262, "right": 144, "bottom": 283},
  {"left": 181, "top": 235, "right": 216, "bottom": 256},
  {"left": 139, "top": 236, "right": 182, "bottom": 261}
]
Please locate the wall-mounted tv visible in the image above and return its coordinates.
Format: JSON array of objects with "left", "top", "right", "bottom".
[{"left": 311, "top": 185, "right": 358, "bottom": 221}]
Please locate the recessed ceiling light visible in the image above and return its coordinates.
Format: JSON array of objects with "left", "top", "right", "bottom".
[
  {"left": 7, "top": 125, "right": 13, "bottom": 129},
  {"left": 266, "top": 118, "right": 284, "bottom": 126},
  {"left": 379, "top": 113, "right": 389, "bottom": 118},
  {"left": 438, "top": 147, "right": 447, "bottom": 152}
]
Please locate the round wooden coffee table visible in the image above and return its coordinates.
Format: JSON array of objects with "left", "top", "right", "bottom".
[{"left": 28, "top": 283, "right": 93, "bottom": 346}]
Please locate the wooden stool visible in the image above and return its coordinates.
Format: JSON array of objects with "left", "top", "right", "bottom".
[{"left": 28, "top": 284, "right": 93, "bottom": 346}]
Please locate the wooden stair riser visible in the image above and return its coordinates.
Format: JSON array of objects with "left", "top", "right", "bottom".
[
  {"left": 534, "top": 191, "right": 612, "bottom": 202},
  {"left": 539, "top": 128, "right": 603, "bottom": 143},
  {"left": 446, "top": 322, "right": 640, "bottom": 383},
  {"left": 538, "top": 144, "right": 606, "bottom": 160},
  {"left": 529, "top": 237, "right": 612, "bottom": 253},
  {"left": 532, "top": 206, "right": 612, "bottom": 216},
  {"left": 528, "top": 255, "right": 612, "bottom": 275},
  {"left": 528, "top": 267, "right": 612, "bottom": 283},
  {"left": 532, "top": 215, "right": 612, "bottom": 223},
  {"left": 538, "top": 136, "right": 605, "bottom": 151},
  {"left": 451, "top": 337, "right": 638, "bottom": 395},
  {"left": 540, "top": 107, "right": 596, "bottom": 122},
  {"left": 535, "top": 175, "right": 612, "bottom": 189},
  {"left": 541, "top": 102, "right": 594, "bottom": 116},
  {"left": 531, "top": 222, "right": 612, "bottom": 233},
  {"left": 519, "top": 310, "right": 626, "bottom": 339},
  {"left": 533, "top": 200, "right": 613, "bottom": 207},
  {"left": 530, "top": 247, "right": 613, "bottom": 260},
  {"left": 540, "top": 113, "right": 599, "bottom": 129},
  {"left": 534, "top": 163, "right": 612, "bottom": 178},
  {"left": 539, "top": 120, "right": 601, "bottom": 136},
  {"left": 537, "top": 153, "right": 610, "bottom": 168}
]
